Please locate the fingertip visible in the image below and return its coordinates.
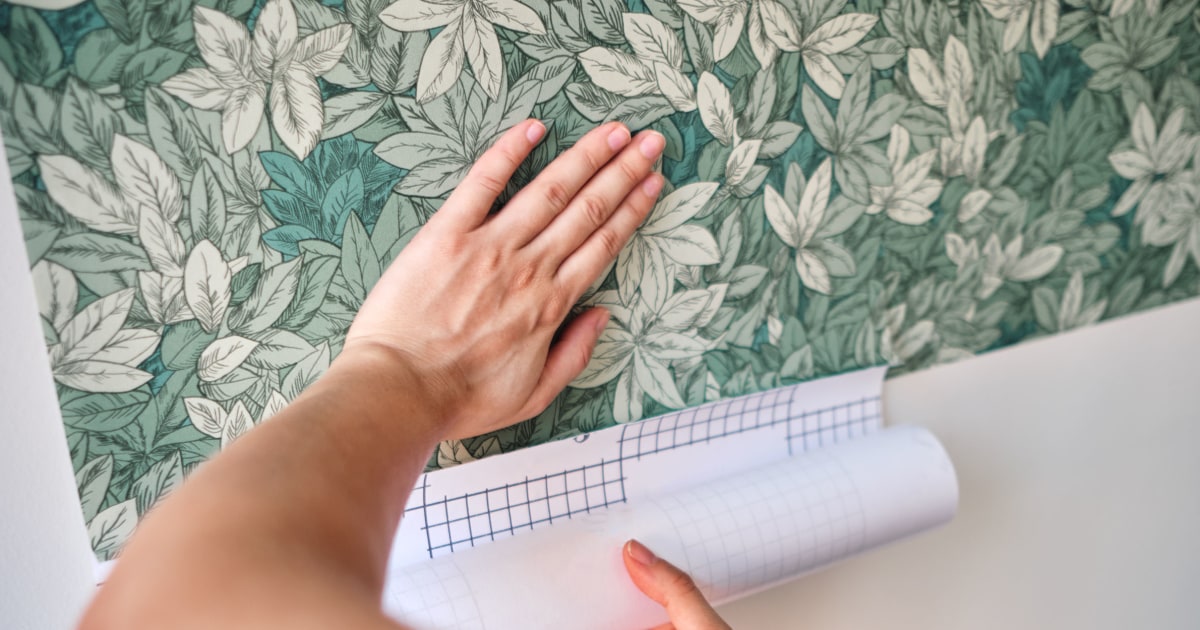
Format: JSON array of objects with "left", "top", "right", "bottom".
[
  {"left": 641, "top": 173, "right": 665, "bottom": 198},
  {"left": 607, "top": 123, "right": 632, "bottom": 151},
  {"left": 625, "top": 539, "right": 656, "bottom": 566},
  {"left": 526, "top": 119, "right": 546, "bottom": 144}
]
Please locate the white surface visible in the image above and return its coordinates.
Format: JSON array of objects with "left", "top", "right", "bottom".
[
  {"left": 719, "top": 297, "right": 1200, "bottom": 630},
  {"left": 0, "top": 142, "right": 96, "bottom": 628},
  {"left": 384, "top": 427, "right": 957, "bottom": 629}
]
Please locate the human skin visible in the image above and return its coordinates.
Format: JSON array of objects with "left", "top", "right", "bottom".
[{"left": 77, "top": 120, "right": 729, "bottom": 630}]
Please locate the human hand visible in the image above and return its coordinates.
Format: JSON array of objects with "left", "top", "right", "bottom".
[
  {"left": 624, "top": 539, "right": 731, "bottom": 630},
  {"left": 344, "top": 120, "right": 665, "bottom": 440}
]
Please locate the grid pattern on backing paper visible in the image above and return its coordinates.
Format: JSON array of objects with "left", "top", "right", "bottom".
[
  {"left": 406, "top": 388, "right": 882, "bottom": 559},
  {"left": 655, "top": 451, "right": 868, "bottom": 601},
  {"left": 384, "top": 560, "right": 485, "bottom": 630}
]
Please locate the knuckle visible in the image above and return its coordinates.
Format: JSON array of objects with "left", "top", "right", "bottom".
[
  {"left": 472, "top": 169, "right": 509, "bottom": 197},
  {"left": 581, "top": 144, "right": 608, "bottom": 173},
  {"left": 666, "top": 570, "right": 700, "bottom": 597},
  {"left": 579, "top": 195, "right": 611, "bottom": 228},
  {"left": 511, "top": 261, "right": 539, "bottom": 292},
  {"left": 617, "top": 159, "right": 644, "bottom": 184},
  {"left": 596, "top": 227, "right": 624, "bottom": 259},
  {"left": 539, "top": 292, "right": 569, "bottom": 324},
  {"left": 542, "top": 181, "right": 573, "bottom": 210},
  {"left": 479, "top": 248, "right": 504, "bottom": 274},
  {"left": 577, "top": 342, "right": 594, "bottom": 371}
]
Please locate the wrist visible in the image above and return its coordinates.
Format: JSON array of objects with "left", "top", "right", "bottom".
[{"left": 315, "top": 342, "right": 454, "bottom": 446}]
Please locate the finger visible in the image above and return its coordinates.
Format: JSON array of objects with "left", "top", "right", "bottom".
[
  {"left": 492, "top": 122, "right": 632, "bottom": 244},
  {"left": 439, "top": 119, "right": 545, "bottom": 231},
  {"left": 556, "top": 173, "right": 663, "bottom": 298},
  {"left": 530, "top": 130, "right": 665, "bottom": 262},
  {"left": 623, "top": 540, "right": 731, "bottom": 630},
  {"left": 513, "top": 308, "right": 610, "bottom": 420}
]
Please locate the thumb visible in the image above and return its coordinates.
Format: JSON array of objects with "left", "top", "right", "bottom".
[{"left": 623, "top": 539, "right": 731, "bottom": 630}]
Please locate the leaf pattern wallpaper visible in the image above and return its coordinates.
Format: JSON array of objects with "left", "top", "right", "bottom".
[{"left": 0, "top": 0, "right": 1197, "bottom": 559}]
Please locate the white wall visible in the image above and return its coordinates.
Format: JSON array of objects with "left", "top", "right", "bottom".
[{"left": 721, "top": 298, "right": 1200, "bottom": 629}]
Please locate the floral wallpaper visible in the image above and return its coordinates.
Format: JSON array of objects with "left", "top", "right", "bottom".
[{"left": 1, "top": 0, "right": 1197, "bottom": 559}]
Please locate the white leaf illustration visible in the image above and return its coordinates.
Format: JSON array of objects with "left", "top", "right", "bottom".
[
  {"left": 198, "top": 335, "right": 260, "bottom": 382},
  {"left": 112, "top": 135, "right": 183, "bottom": 223},
  {"left": 55, "top": 361, "right": 153, "bottom": 393},
  {"left": 59, "top": 288, "right": 134, "bottom": 363},
  {"left": 221, "top": 84, "right": 267, "bottom": 154},
  {"left": 804, "top": 13, "right": 877, "bottom": 55},
  {"left": 32, "top": 260, "right": 77, "bottom": 331},
  {"left": 758, "top": 0, "right": 801, "bottom": 51},
  {"left": 380, "top": 0, "right": 461, "bottom": 30},
  {"left": 161, "top": 68, "right": 230, "bottom": 110},
  {"left": 1008, "top": 244, "right": 1064, "bottom": 281},
  {"left": 958, "top": 188, "right": 993, "bottom": 222},
  {"left": 697, "top": 72, "right": 735, "bottom": 145},
  {"left": 478, "top": 0, "right": 546, "bottom": 34},
  {"left": 644, "top": 182, "right": 719, "bottom": 234},
  {"left": 614, "top": 369, "right": 643, "bottom": 423},
  {"left": 416, "top": 22, "right": 465, "bottom": 103},
  {"left": 139, "top": 272, "right": 190, "bottom": 325},
  {"left": 322, "top": 91, "right": 387, "bottom": 139},
  {"left": 655, "top": 62, "right": 696, "bottom": 111},
  {"left": 138, "top": 210, "right": 186, "bottom": 277},
  {"left": 906, "top": 48, "right": 946, "bottom": 108},
  {"left": 763, "top": 185, "right": 799, "bottom": 247},
  {"left": 1030, "top": 0, "right": 1058, "bottom": 59},
  {"left": 90, "top": 329, "right": 160, "bottom": 366},
  {"left": 184, "top": 240, "right": 232, "bottom": 334},
  {"left": 579, "top": 47, "right": 657, "bottom": 96},
  {"left": 795, "top": 248, "right": 832, "bottom": 294},
  {"left": 893, "top": 320, "right": 934, "bottom": 362},
  {"left": 222, "top": 401, "right": 255, "bottom": 448},
  {"left": 282, "top": 342, "right": 331, "bottom": 399},
  {"left": 292, "top": 24, "right": 352, "bottom": 77},
  {"left": 961, "top": 116, "right": 988, "bottom": 182},
  {"left": 711, "top": 8, "right": 744, "bottom": 61},
  {"left": 797, "top": 159, "right": 832, "bottom": 247},
  {"left": 675, "top": 0, "right": 723, "bottom": 22},
  {"left": 572, "top": 327, "right": 634, "bottom": 388},
  {"left": 38, "top": 155, "right": 137, "bottom": 235},
  {"left": 184, "top": 397, "right": 226, "bottom": 438},
  {"left": 633, "top": 350, "right": 685, "bottom": 409},
  {"left": 260, "top": 391, "right": 289, "bottom": 422},
  {"left": 88, "top": 499, "right": 137, "bottom": 557},
  {"left": 943, "top": 36, "right": 973, "bottom": 103},
  {"left": 463, "top": 12, "right": 503, "bottom": 100},
  {"left": 656, "top": 225, "right": 721, "bottom": 266},
  {"left": 802, "top": 51, "right": 845, "bottom": 99},
  {"left": 269, "top": 67, "right": 324, "bottom": 159},
  {"left": 193, "top": 6, "right": 254, "bottom": 84},
  {"left": 623, "top": 12, "right": 683, "bottom": 67},
  {"left": 724, "top": 139, "right": 761, "bottom": 186},
  {"left": 251, "top": 0, "right": 298, "bottom": 77}
]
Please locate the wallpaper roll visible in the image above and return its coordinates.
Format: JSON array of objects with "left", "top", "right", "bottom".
[{"left": 382, "top": 426, "right": 959, "bottom": 630}]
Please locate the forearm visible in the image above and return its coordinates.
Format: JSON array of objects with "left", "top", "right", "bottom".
[{"left": 80, "top": 347, "right": 445, "bottom": 629}]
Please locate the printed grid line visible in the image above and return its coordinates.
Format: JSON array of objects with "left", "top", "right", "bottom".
[{"left": 405, "top": 389, "right": 882, "bottom": 558}]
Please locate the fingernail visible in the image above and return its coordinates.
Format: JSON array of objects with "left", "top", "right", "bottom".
[
  {"left": 639, "top": 132, "right": 665, "bottom": 159},
  {"left": 608, "top": 125, "right": 631, "bottom": 151},
  {"left": 594, "top": 308, "right": 610, "bottom": 335},
  {"left": 641, "top": 174, "right": 664, "bottom": 197},
  {"left": 526, "top": 120, "right": 546, "bottom": 143},
  {"left": 626, "top": 539, "right": 656, "bottom": 566}
]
